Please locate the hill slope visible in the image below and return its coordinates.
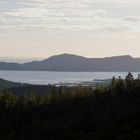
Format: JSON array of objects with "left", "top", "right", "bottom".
[{"left": 0, "top": 78, "right": 25, "bottom": 89}]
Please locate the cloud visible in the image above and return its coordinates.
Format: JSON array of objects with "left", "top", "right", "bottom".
[
  {"left": 0, "top": 0, "right": 140, "bottom": 39},
  {"left": 122, "top": 16, "right": 140, "bottom": 22},
  {"left": 4, "top": 8, "right": 48, "bottom": 18}
]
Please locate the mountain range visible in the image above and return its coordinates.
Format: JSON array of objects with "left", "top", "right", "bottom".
[{"left": 0, "top": 53, "right": 140, "bottom": 71}]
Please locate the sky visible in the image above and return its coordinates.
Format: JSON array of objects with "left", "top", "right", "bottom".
[{"left": 0, "top": 0, "right": 140, "bottom": 58}]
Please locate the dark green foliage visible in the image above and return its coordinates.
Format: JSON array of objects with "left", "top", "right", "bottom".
[
  {"left": 125, "top": 72, "right": 134, "bottom": 91},
  {"left": 0, "top": 74, "right": 140, "bottom": 140},
  {"left": 125, "top": 72, "right": 134, "bottom": 81}
]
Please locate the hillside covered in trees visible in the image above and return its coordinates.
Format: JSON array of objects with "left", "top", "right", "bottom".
[{"left": 0, "top": 73, "right": 140, "bottom": 140}]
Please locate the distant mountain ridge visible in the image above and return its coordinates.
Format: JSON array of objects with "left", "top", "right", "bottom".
[{"left": 0, "top": 54, "right": 140, "bottom": 71}]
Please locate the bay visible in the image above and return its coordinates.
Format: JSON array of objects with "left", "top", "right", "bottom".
[{"left": 0, "top": 70, "right": 139, "bottom": 85}]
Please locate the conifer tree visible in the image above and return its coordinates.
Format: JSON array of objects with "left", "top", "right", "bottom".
[{"left": 125, "top": 72, "right": 134, "bottom": 89}]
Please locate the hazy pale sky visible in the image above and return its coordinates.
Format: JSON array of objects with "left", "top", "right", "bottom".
[{"left": 0, "top": 0, "right": 140, "bottom": 58}]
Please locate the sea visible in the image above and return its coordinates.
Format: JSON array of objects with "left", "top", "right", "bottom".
[{"left": 0, "top": 71, "right": 139, "bottom": 85}]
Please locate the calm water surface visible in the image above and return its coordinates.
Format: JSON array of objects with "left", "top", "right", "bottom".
[{"left": 0, "top": 71, "right": 139, "bottom": 85}]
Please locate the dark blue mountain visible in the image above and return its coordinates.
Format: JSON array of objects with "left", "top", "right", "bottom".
[{"left": 0, "top": 54, "right": 140, "bottom": 71}]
